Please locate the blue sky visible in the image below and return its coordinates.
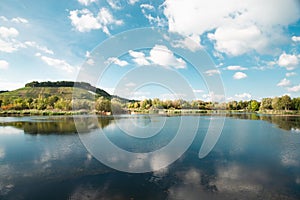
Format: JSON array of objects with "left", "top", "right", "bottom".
[{"left": 0, "top": 0, "right": 300, "bottom": 101}]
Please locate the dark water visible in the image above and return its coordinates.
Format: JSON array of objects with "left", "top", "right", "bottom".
[{"left": 0, "top": 114, "right": 300, "bottom": 200}]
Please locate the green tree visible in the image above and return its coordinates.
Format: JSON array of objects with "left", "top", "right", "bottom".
[
  {"left": 272, "top": 97, "right": 283, "bottom": 110},
  {"left": 292, "top": 97, "right": 300, "bottom": 110},
  {"left": 260, "top": 98, "right": 272, "bottom": 110},
  {"left": 250, "top": 100, "right": 260, "bottom": 112},
  {"left": 95, "top": 97, "right": 111, "bottom": 112},
  {"left": 281, "top": 95, "right": 292, "bottom": 111}
]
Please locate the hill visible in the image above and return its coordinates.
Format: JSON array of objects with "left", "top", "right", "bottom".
[{"left": 0, "top": 81, "right": 111, "bottom": 100}]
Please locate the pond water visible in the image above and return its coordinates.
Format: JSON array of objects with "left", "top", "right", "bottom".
[{"left": 0, "top": 114, "right": 300, "bottom": 200}]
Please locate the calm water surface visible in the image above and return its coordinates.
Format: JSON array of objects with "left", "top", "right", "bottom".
[{"left": 0, "top": 114, "right": 300, "bottom": 200}]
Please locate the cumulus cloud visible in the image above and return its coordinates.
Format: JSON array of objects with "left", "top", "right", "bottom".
[
  {"left": 233, "top": 72, "right": 247, "bottom": 80},
  {"left": 78, "top": 0, "right": 96, "bottom": 6},
  {"left": 286, "top": 72, "right": 297, "bottom": 77},
  {"left": 128, "top": 45, "right": 186, "bottom": 69},
  {"left": 0, "top": 26, "right": 24, "bottom": 53},
  {"left": 0, "top": 26, "right": 19, "bottom": 38},
  {"left": 69, "top": 8, "right": 123, "bottom": 34},
  {"left": 226, "top": 65, "right": 248, "bottom": 71},
  {"left": 292, "top": 36, "right": 300, "bottom": 42},
  {"left": 106, "top": 57, "right": 128, "bottom": 67},
  {"left": 204, "top": 69, "right": 220, "bottom": 76},
  {"left": 288, "top": 84, "right": 300, "bottom": 92},
  {"left": 278, "top": 52, "right": 299, "bottom": 70},
  {"left": 277, "top": 78, "right": 291, "bottom": 87},
  {"left": 149, "top": 45, "right": 186, "bottom": 69},
  {"left": 163, "top": 0, "right": 300, "bottom": 56},
  {"left": 128, "top": 50, "right": 150, "bottom": 66},
  {"left": 0, "top": 60, "right": 9, "bottom": 70}
]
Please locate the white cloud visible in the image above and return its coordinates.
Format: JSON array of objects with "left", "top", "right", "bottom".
[
  {"left": 140, "top": 4, "right": 154, "bottom": 10},
  {"left": 128, "top": 0, "right": 139, "bottom": 5},
  {"left": 226, "top": 65, "right": 248, "bottom": 71},
  {"left": 142, "top": 11, "right": 166, "bottom": 27},
  {"left": 11, "top": 17, "right": 28, "bottom": 24},
  {"left": 78, "top": 0, "right": 96, "bottom": 6},
  {"left": 277, "top": 78, "right": 291, "bottom": 87},
  {"left": 286, "top": 72, "right": 297, "bottom": 77},
  {"left": 38, "top": 55, "right": 75, "bottom": 73},
  {"left": 163, "top": 0, "right": 300, "bottom": 56},
  {"left": 69, "top": 8, "right": 122, "bottom": 34},
  {"left": 69, "top": 9, "right": 100, "bottom": 32},
  {"left": 278, "top": 52, "right": 299, "bottom": 70},
  {"left": 0, "top": 16, "right": 8, "bottom": 21},
  {"left": 107, "top": 0, "right": 122, "bottom": 10},
  {"left": 0, "top": 16, "right": 28, "bottom": 23},
  {"left": 292, "top": 36, "right": 300, "bottom": 42},
  {"left": 0, "top": 26, "right": 24, "bottom": 53},
  {"left": 106, "top": 57, "right": 128, "bottom": 67},
  {"left": 233, "top": 72, "right": 247, "bottom": 80},
  {"left": 0, "top": 60, "right": 9, "bottom": 70},
  {"left": 128, "top": 50, "right": 150, "bottom": 66},
  {"left": 171, "top": 34, "right": 202, "bottom": 52},
  {"left": 0, "top": 26, "right": 19, "bottom": 38},
  {"left": 288, "top": 84, "right": 300, "bottom": 92},
  {"left": 235, "top": 93, "right": 252, "bottom": 100},
  {"left": 205, "top": 69, "right": 220, "bottom": 76},
  {"left": 0, "top": 39, "right": 22, "bottom": 53},
  {"left": 24, "top": 41, "right": 54, "bottom": 54},
  {"left": 149, "top": 45, "right": 186, "bottom": 69}
]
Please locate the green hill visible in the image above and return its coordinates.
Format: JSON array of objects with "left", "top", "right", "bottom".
[{"left": 0, "top": 81, "right": 111, "bottom": 100}]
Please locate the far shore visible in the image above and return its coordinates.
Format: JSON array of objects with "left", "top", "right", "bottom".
[{"left": 0, "top": 109, "right": 300, "bottom": 117}]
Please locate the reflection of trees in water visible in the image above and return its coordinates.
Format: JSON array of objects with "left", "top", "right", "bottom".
[
  {"left": 228, "top": 113, "right": 300, "bottom": 131},
  {"left": 0, "top": 117, "right": 114, "bottom": 134}
]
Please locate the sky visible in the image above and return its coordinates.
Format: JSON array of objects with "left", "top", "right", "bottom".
[{"left": 0, "top": 0, "right": 300, "bottom": 101}]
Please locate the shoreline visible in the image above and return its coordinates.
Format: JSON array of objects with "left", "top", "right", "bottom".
[{"left": 0, "top": 109, "right": 300, "bottom": 117}]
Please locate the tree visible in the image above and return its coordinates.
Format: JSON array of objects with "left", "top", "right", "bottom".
[
  {"left": 111, "top": 98, "right": 124, "bottom": 114},
  {"left": 272, "top": 97, "right": 282, "bottom": 110},
  {"left": 260, "top": 98, "right": 272, "bottom": 110},
  {"left": 292, "top": 97, "right": 300, "bottom": 110},
  {"left": 95, "top": 97, "right": 111, "bottom": 112},
  {"left": 250, "top": 100, "right": 260, "bottom": 112},
  {"left": 281, "top": 95, "right": 292, "bottom": 111}
]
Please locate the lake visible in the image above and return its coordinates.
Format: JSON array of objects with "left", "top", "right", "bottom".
[{"left": 0, "top": 114, "right": 300, "bottom": 200}]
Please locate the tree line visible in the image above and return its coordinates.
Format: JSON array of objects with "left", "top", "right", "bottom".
[
  {"left": 1, "top": 94, "right": 300, "bottom": 113},
  {"left": 127, "top": 95, "right": 300, "bottom": 112}
]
